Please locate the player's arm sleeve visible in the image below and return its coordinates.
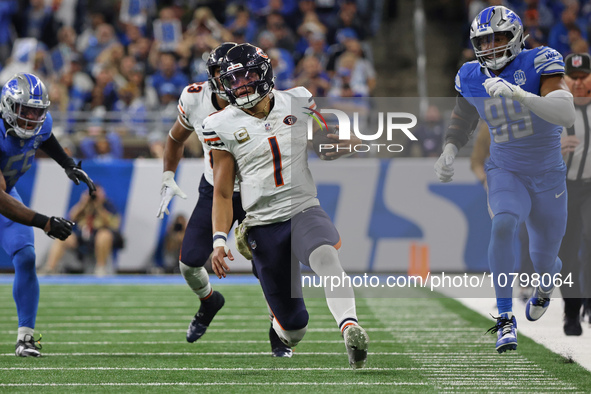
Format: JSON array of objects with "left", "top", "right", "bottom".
[
  {"left": 444, "top": 94, "right": 480, "bottom": 149},
  {"left": 39, "top": 134, "right": 76, "bottom": 168}
]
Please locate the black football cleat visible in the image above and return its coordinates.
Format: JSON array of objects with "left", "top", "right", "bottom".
[
  {"left": 186, "top": 291, "right": 225, "bottom": 343},
  {"left": 269, "top": 325, "right": 293, "bottom": 357},
  {"left": 15, "top": 334, "right": 42, "bottom": 357}
]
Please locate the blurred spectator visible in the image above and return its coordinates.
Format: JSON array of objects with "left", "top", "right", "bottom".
[
  {"left": 328, "top": 0, "right": 368, "bottom": 43},
  {"left": 328, "top": 49, "right": 376, "bottom": 97},
  {"left": 548, "top": 3, "right": 587, "bottom": 56},
  {"left": 113, "top": 82, "right": 148, "bottom": 136},
  {"left": 268, "top": 48, "right": 294, "bottom": 90},
  {"left": 295, "top": 55, "right": 330, "bottom": 96},
  {"left": 43, "top": 185, "right": 124, "bottom": 277},
  {"left": 225, "top": 4, "right": 259, "bottom": 43},
  {"left": 76, "top": 12, "right": 106, "bottom": 53},
  {"left": 187, "top": 7, "right": 233, "bottom": 43},
  {"left": 90, "top": 64, "right": 119, "bottom": 112},
  {"left": 119, "top": 0, "right": 156, "bottom": 31},
  {"left": 79, "top": 125, "right": 124, "bottom": 160},
  {"left": 0, "top": 1, "right": 17, "bottom": 65},
  {"left": 152, "top": 7, "right": 183, "bottom": 53},
  {"left": 148, "top": 52, "right": 188, "bottom": 104},
  {"left": 263, "top": 12, "right": 296, "bottom": 52},
  {"left": 302, "top": 31, "right": 329, "bottom": 69},
  {"left": 83, "top": 23, "right": 118, "bottom": 69},
  {"left": 157, "top": 82, "right": 179, "bottom": 125},
  {"left": 523, "top": 8, "right": 546, "bottom": 49},
  {"left": 49, "top": 26, "right": 79, "bottom": 75},
  {"left": 14, "top": 0, "right": 60, "bottom": 49}
]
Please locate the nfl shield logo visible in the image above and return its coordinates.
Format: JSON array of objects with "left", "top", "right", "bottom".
[
  {"left": 514, "top": 70, "right": 527, "bottom": 86},
  {"left": 572, "top": 55, "right": 583, "bottom": 68},
  {"left": 265, "top": 123, "right": 272, "bottom": 131}
]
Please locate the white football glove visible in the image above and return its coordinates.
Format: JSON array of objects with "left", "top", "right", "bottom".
[
  {"left": 157, "top": 171, "right": 187, "bottom": 219},
  {"left": 483, "top": 77, "right": 526, "bottom": 102},
  {"left": 434, "top": 144, "right": 459, "bottom": 183}
]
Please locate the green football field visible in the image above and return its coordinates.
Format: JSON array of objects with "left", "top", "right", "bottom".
[{"left": 1, "top": 281, "right": 590, "bottom": 393}]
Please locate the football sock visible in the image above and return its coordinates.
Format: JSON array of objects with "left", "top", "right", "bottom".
[
  {"left": 489, "top": 213, "right": 518, "bottom": 306},
  {"left": 17, "top": 326, "right": 34, "bottom": 342},
  {"left": 179, "top": 263, "right": 212, "bottom": 299},
  {"left": 309, "top": 245, "right": 358, "bottom": 327},
  {"left": 497, "top": 298, "right": 513, "bottom": 315},
  {"left": 12, "top": 246, "right": 39, "bottom": 329},
  {"left": 339, "top": 318, "right": 359, "bottom": 334}
]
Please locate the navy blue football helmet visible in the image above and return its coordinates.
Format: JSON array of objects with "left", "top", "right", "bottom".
[
  {"left": 206, "top": 42, "right": 237, "bottom": 101},
  {"left": 220, "top": 44, "right": 274, "bottom": 109}
]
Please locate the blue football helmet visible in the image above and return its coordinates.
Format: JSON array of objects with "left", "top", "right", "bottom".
[
  {"left": 220, "top": 44, "right": 274, "bottom": 109},
  {"left": 470, "top": 6, "right": 526, "bottom": 70},
  {"left": 206, "top": 42, "right": 237, "bottom": 101},
  {"left": 1, "top": 73, "right": 50, "bottom": 139}
]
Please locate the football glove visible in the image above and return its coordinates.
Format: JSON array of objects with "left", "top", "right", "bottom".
[
  {"left": 47, "top": 217, "right": 75, "bottom": 240},
  {"left": 434, "top": 143, "right": 459, "bottom": 183},
  {"left": 157, "top": 171, "right": 187, "bottom": 219},
  {"left": 234, "top": 222, "right": 252, "bottom": 260},
  {"left": 483, "top": 77, "right": 526, "bottom": 102},
  {"left": 65, "top": 161, "right": 96, "bottom": 195}
]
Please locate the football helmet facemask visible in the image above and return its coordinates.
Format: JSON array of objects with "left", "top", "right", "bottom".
[
  {"left": 220, "top": 44, "right": 274, "bottom": 109},
  {"left": 1, "top": 73, "right": 50, "bottom": 139},
  {"left": 206, "top": 42, "right": 237, "bottom": 101},
  {"left": 470, "top": 6, "right": 526, "bottom": 71}
]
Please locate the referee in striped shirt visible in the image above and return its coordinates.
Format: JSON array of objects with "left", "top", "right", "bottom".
[{"left": 559, "top": 52, "right": 591, "bottom": 336}]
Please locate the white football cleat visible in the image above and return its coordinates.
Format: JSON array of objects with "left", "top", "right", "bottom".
[{"left": 343, "top": 325, "right": 369, "bottom": 369}]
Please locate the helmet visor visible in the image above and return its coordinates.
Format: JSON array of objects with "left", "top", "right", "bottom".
[
  {"left": 222, "top": 68, "right": 261, "bottom": 94},
  {"left": 472, "top": 31, "right": 514, "bottom": 60},
  {"left": 15, "top": 103, "right": 48, "bottom": 130}
]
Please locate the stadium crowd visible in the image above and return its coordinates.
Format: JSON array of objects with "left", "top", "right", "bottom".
[{"left": 0, "top": 0, "right": 381, "bottom": 159}]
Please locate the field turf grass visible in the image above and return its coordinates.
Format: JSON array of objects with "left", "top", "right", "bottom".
[{"left": 1, "top": 282, "right": 590, "bottom": 393}]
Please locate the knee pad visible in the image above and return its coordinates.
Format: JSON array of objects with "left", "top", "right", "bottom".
[
  {"left": 179, "top": 262, "right": 211, "bottom": 298},
  {"left": 273, "top": 318, "right": 307, "bottom": 347},
  {"left": 13, "top": 246, "right": 36, "bottom": 272},
  {"left": 491, "top": 213, "right": 519, "bottom": 242}
]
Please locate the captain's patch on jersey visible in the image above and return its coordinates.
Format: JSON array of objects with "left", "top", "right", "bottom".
[
  {"left": 283, "top": 115, "right": 297, "bottom": 125},
  {"left": 234, "top": 127, "right": 250, "bottom": 143}
]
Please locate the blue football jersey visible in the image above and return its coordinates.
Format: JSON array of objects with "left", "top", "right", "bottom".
[
  {"left": 0, "top": 112, "right": 53, "bottom": 193},
  {"left": 455, "top": 46, "right": 565, "bottom": 176}
]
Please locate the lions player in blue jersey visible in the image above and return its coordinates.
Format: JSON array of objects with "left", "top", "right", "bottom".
[
  {"left": 0, "top": 73, "right": 95, "bottom": 357},
  {"left": 434, "top": 6, "right": 576, "bottom": 353}
]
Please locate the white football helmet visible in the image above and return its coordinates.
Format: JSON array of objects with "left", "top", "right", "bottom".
[
  {"left": 1, "top": 73, "right": 50, "bottom": 139},
  {"left": 470, "top": 6, "right": 526, "bottom": 70}
]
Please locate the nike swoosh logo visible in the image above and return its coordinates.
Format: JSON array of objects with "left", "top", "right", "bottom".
[{"left": 555, "top": 190, "right": 565, "bottom": 198}]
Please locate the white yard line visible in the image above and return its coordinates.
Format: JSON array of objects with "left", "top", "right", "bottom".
[{"left": 0, "top": 382, "right": 428, "bottom": 387}]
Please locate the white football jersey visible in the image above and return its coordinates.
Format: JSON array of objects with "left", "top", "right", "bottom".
[
  {"left": 203, "top": 87, "right": 320, "bottom": 226},
  {"left": 177, "top": 82, "right": 239, "bottom": 191}
]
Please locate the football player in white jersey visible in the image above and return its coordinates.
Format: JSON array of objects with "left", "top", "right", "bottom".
[
  {"left": 156, "top": 43, "right": 292, "bottom": 357},
  {"left": 206, "top": 43, "right": 369, "bottom": 369}
]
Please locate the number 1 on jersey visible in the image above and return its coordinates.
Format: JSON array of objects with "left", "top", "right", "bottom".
[{"left": 268, "top": 136, "right": 284, "bottom": 187}]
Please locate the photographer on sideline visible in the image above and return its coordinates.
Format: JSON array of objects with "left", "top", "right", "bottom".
[{"left": 43, "top": 185, "right": 124, "bottom": 276}]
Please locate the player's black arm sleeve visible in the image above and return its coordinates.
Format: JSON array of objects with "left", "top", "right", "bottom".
[
  {"left": 39, "top": 134, "right": 76, "bottom": 168},
  {"left": 445, "top": 94, "right": 481, "bottom": 149}
]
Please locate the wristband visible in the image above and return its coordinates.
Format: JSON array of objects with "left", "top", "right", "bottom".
[
  {"left": 213, "top": 231, "right": 227, "bottom": 249},
  {"left": 31, "top": 213, "right": 49, "bottom": 229}
]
